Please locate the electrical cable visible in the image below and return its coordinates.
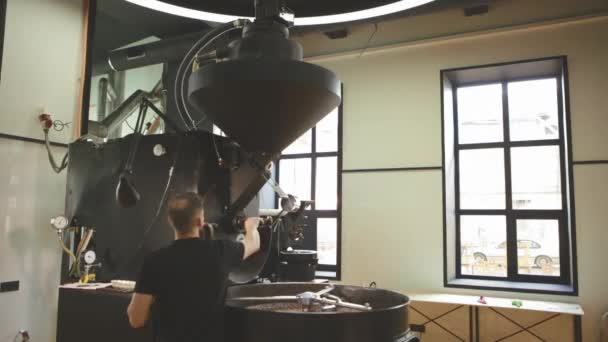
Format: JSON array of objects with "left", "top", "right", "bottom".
[
  {"left": 174, "top": 27, "right": 231, "bottom": 130},
  {"left": 179, "top": 26, "right": 242, "bottom": 130},
  {"left": 271, "top": 209, "right": 285, "bottom": 258},
  {"left": 211, "top": 134, "right": 223, "bottom": 164},
  {"left": 58, "top": 233, "right": 77, "bottom": 263},
  {"left": 125, "top": 119, "right": 136, "bottom": 132},
  {"left": 43, "top": 130, "right": 69, "bottom": 173},
  {"left": 53, "top": 120, "right": 71, "bottom": 132},
  {"left": 194, "top": 116, "right": 210, "bottom": 129},
  {"left": 123, "top": 102, "right": 148, "bottom": 173},
  {"left": 174, "top": 23, "right": 237, "bottom": 130},
  {"left": 173, "top": 21, "right": 246, "bottom": 131}
]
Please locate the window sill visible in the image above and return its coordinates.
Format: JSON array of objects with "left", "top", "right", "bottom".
[{"left": 446, "top": 278, "right": 576, "bottom": 296}]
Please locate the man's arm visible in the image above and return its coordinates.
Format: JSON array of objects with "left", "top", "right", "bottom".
[
  {"left": 241, "top": 217, "right": 260, "bottom": 260},
  {"left": 127, "top": 293, "right": 155, "bottom": 328}
]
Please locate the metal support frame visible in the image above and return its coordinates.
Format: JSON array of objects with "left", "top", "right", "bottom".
[
  {"left": 411, "top": 303, "right": 582, "bottom": 342},
  {"left": 141, "top": 97, "right": 181, "bottom": 133}
]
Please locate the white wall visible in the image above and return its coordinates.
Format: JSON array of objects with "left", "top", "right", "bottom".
[
  {"left": 309, "top": 16, "right": 608, "bottom": 342},
  {"left": 0, "top": 0, "right": 84, "bottom": 341},
  {"left": 0, "top": 0, "right": 84, "bottom": 145},
  {"left": 0, "top": 140, "right": 68, "bottom": 342}
]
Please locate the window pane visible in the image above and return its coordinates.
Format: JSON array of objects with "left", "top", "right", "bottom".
[
  {"left": 511, "top": 146, "right": 562, "bottom": 209},
  {"left": 316, "top": 108, "right": 339, "bottom": 153},
  {"left": 317, "top": 218, "right": 337, "bottom": 265},
  {"left": 315, "top": 157, "right": 338, "bottom": 210},
  {"left": 259, "top": 165, "right": 277, "bottom": 209},
  {"left": 508, "top": 79, "right": 559, "bottom": 141},
  {"left": 460, "top": 215, "right": 507, "bottom": 277},
  {"left": 517, "top": 220, "right": 560, "bottom": 277},
  {"left": 316, "top": 271, "right": 337, "bottom": 278},
  {"left": 457, "top": 84, "right": 504, "bottom": 144},
  {"left": 459, "top": 148, "right": 506, "bottom": 209},
  {"left": 212, "top": 125, "right": 226, "bottom": 137},
  {"left": 283, "top": 129, "right": 312, "bottom": 155},
  {"left": 278, "top": 159, "right": 311, "bottom": 202}
]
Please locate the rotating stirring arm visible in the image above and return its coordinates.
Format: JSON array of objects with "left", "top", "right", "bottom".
[{"left": 230, "top": 286, "right": 372, "bottom": 312}]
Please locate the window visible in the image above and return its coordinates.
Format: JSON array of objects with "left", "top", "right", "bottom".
[
  {"left": 442, "top": 57, "right": 577, "bottom": 293},
  {"left": 275, "top": 91, "right": 342, "bottom": 279}
]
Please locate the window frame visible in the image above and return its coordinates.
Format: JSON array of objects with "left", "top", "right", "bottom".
[
  {"left": 0, "top": 0, "right": 7, "bottom": 82},
  {"left": 275, "top": 85, "right": 343, "bottom": 279},
  {"left": 441, "top": 56, "right": 578, "bottom": 294}
]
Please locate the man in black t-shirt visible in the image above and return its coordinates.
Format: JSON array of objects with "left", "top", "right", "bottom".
[{"left": 127, "top": 192, "right": 260, "bottom": 342}]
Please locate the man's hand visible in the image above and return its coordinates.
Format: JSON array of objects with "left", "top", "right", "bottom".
[
  {"left": 242, "top": 217, "right": 261, "bottom": 260},
  {"left": 127, "top": 293, "right": 155, "bottom": 328},
  {"left": 244, "top": 217, "right": 260, "bottom": 233}
]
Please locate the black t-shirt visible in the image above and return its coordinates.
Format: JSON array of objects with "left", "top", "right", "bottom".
[{"left": 135, "top": 238, "right": 244, "bottom": 342}]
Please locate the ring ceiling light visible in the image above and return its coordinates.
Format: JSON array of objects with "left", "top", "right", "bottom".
[{"left": 125, "top": 0, "right": 435, "bottom": 26}]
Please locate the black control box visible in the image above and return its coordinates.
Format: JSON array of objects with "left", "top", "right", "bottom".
[{"left": 0, "top": 280, "right": 20, "bottom": 293}]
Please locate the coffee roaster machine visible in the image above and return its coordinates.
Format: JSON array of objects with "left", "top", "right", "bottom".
[{"left": 55, "top": 1, "right": 417, "bottom": 341}]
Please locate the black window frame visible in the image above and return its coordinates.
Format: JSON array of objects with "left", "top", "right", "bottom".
[
  {"left": 0, "top": 0, "right": 7, "bottom": 81},
  {"left": 275, "top": 85, "right": 343, "bottom": 280},
  {"left": 442, "top": 56, "right": 578, "bottom": 294}
]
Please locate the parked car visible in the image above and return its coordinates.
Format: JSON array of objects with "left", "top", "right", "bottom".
[{"left": 469, "top": 239, "right": 558, "bottom": 268}]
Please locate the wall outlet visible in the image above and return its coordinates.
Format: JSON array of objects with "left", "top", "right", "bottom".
[{"left": 0, "top": 280, "right": 20, "bottom": 292}]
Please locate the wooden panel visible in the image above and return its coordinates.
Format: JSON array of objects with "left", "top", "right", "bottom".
[
  {"left": 528, "top": 314, "right": 574, "bottom": 342},
  {"left": 493, "top": 307, "right": 555, "bottom": 328},
  {"left": 424, "top": 322, "right": 465, "bottom": 342},
  {"left": 410, "top": 302, "right": 470, "bottom": 342},
  {"left": 409, "top": 307, "right": 428, "bottom": 326},
  {"left": 501, "top": 331, "right": 543, "bottom": 342},
  {"left": 435, "top": 306, "right": 470, "bottom": 341},
  {"left": 411, "top": 301, "right": 461, "bottom": 319},
  {"left": 478, "top": 307, "right": 522, "bottom": 341}
]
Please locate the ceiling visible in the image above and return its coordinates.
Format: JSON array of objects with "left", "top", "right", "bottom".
[{"left": 92, "top": 0, "right": 490, "bottom": 64}]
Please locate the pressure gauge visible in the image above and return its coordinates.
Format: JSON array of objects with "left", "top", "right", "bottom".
[
  {"left": 153, "top": 144, "right": 166, "bottom": 157},
  {"left": 50, "top": 215, "right": 69, "bottom": 230},
  {"left": 84, "top": 250, "right": 97, "bottom": 265}
]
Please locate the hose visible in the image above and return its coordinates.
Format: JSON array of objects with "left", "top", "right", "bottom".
[
  {"left": 173, "top": 20, "right": 248, "bottom": 130},
  {"left": 58, "top": 232, "right": 77, "bottom": 262},
  {"left": 43, "top": 129, "right": 69, "bottom": 173}
]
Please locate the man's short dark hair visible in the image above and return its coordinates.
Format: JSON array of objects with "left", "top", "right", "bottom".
[{"left": 167, "top": 192, "right": 204, "bottom": 233}]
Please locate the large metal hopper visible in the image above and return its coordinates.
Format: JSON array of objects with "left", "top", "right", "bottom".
[{"left": 188, "top": 58, "right": 341, "bottom": 154}]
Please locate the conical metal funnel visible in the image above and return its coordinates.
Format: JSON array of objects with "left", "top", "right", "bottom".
[
  {"left": 188, "top": 59, "right": 341, "bottom": 154},
  {"left": 188, "top": 14, "right": 341, "bottom": 155}
]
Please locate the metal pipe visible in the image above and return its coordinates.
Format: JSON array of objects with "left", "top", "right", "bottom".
[
  {"left": 259, "top": 209, "right": 287, "bottom": 217},
  {"left": 97, "top": 78, "right": 109, "bottom": 121},
  {"left": 92, "top": 31, "right": 210, "bottom": 76},
  {"left": 106, "top": 83, "right": 117, "bottom": 102},
  {"left": 88, "top": 90, "right": 147, "bottom": 138},
  {"left": 315, "top": 297, "right": 372, "bottom": 311},
  {"left": 229, "top": 296, "right": 299, "bottom": 302}
]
